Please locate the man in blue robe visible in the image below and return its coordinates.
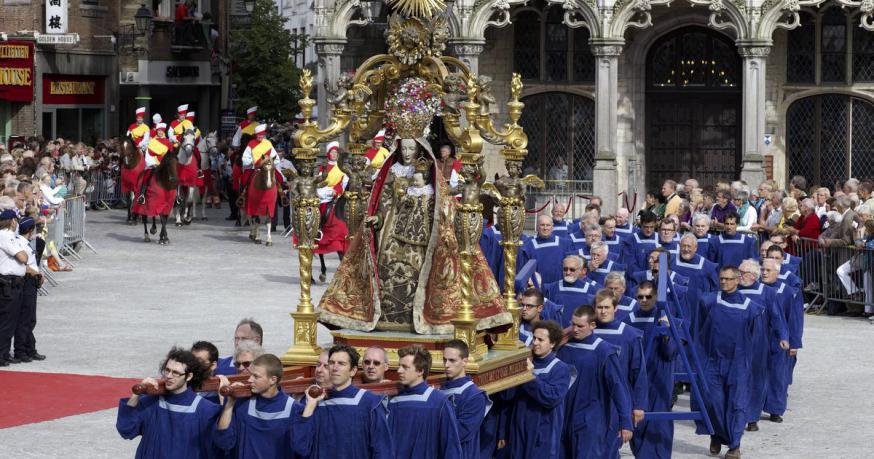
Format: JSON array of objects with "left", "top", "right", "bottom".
[
  {"left": 215, "top": 319, "right": 264, "bottom": 376},
  {"left": 389, "top": 344, "right": 462, "bottom": 459},
  {"left": 603, "top": 272, "right": 639, "bottom": 322},
  {"left": 518, "top": 288, "right": 561, "bottom": 346},
  {"left": 781, "top": 252, "right": 802, "bottom": 277},
  {"left": 690, "top": 213, "right": 718, "bottom": 262},
  {"left": 117, "top": 348, "right": 221, "bottom": 459},
  {"left": 761, "top": 258, "right": 804, "bottom": 424},
  {"left": 623, "top": 281, "right": 679, "bottom": 459},
  {"left": 692, "top": 266, "right": 759, "bottom": 459},
  {"left": 296, "top": 344, "right": 393, "bottom": 459},
  {"left": 654, "top": 219, "right": 680, "bottom": 255},
  {"left": 588, "top": 241, "right": 626, "bottom": 286},
  {"left": 216, "top": 354, "right": 306, "bottom": 458},
  {"left": 501, "top": 320, "right": 571, "bottom": 459},
  {"left": 517, "top": 215, "right": 573, "bottom": 286},
  {"left": 714, "top": 212, "right": 759, "bottom": 268},
  {"left": 614, "top": 208, "right": 635, "bottom": 242},
  {"left": 543, "top": 255, "right": 597, "bottom": 327},
  {"left": 559, "top": 305, "right": 633, "bottom": 459},
  {"left": 441, "top": 340, "right": 490, "bottom": 459},
  {"left": 767, "top": 245, "right": 804, "bottom": 290},
  {"left": 737, "top": 260, "right": 790, "bottom": 432},
  {"left": 672, "top": 234, "right": 720, "bottom": 294},
  {"left": 551, "top": 202, "right": 579, "bottom": 237},
  {"left": 622, "top": 211, "right": 659, "bottom": 274},
  {"left": 191, "top": 341, "right": 222, "bottom": 405},
  {"left": 628, "top": 248, "right": 690, "bottom": 295},
  {"left": 601, "top": 215, "right": 626, "bottom": 263},
  {"left": 575, "top": 224, "right": 622, "bottom": 262}
]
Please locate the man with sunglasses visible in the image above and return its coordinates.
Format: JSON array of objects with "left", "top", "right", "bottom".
[
  {"left": 117, "top": 347, "right": 221, "bottom": 458},
  {"left": 297, "top": 344, "right": 393, "bottom": 459},
  {"left": 693, "top": 266, "right": 760, "bottom": 459},
  {"left": 360, "top": 346, "right": 390, "bottom": 384},
  {"left": 623, "top": 281, "right": 679, "bottom": 458},
  {"left": 232, "top": 340, "right": 264, "bottom": 375},
  {"left": 737, "top": 260, "right": 790, "bottom": 433},
  {"left": 216, "top": 318, "right": 264, "bottom": 376},
  {"left": 544, "top": 255, "right": 597, "bottom": 328}
]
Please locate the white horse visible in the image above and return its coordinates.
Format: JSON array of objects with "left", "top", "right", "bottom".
[{"left": 174, "top": 128, "right": 201, "bottom": 226}]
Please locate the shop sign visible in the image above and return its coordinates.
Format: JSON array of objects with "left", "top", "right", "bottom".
[
  {"left": 43, "top": 74, "right": 105, "bottom": 105},
  {"left": 36, "top": 33, "right": 79, "bottom": 45},
  {"left": 45, "top": 0, "right": 69, "bottom": 34},
  {"left": 0, "top": 41, "right": 34, "bottom": 102}
]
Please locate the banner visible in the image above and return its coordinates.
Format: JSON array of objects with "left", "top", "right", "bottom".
[
  {"left": 0, "top": 41, "right": 34, "bottom": 102},
  {"left": 46, "top": 0, "right": 69, "bottom": 34},
  {"left": 43, "top": 74, "right": 105, "bottom": 105}
]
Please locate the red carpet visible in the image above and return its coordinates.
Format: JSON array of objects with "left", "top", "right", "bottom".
[{"left": 0, "top": 371, "right": 140, "bottom": 429}]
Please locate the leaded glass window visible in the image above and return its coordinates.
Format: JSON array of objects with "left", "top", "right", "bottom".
[
  {"left": 821, "top": 8, "right": 847, "bottom": 83},
  {"left": 853, "top": 18, "right": 874, "bottom": 81},
  {"left": 787, "top": 95, "right": 874, "bottom": 186},
  {"left": 512, "top": 6, "right": 594, "bottom": 83},
  {"left": 520, "top": 93, "right": 595, "bottom": 185},
  {"left": 647, "top": 27, "right": 739, "bottom": 89},
  {"left": 513, "top": 11, "right": 540, "bottom": 80},
  {"left": 787, "top": 13, "right": 815, "bottom": 83}
]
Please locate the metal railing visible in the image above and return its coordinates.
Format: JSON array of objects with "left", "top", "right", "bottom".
[
  {"left": 40, "top": 195, "right": 98, "bottom": 294},
  {"left": 525, "top": 180, "right": 594, "bottom": 225},
  {"left": 84, "top": 169, "right": 122, "bottom": 209},
  {"left": 794, "top": 237, "right": 874, "bottom": 315}
]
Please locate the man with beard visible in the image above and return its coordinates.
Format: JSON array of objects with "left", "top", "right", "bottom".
[{"left": 543, "top": 255, "right": 597, "bottom": 328}]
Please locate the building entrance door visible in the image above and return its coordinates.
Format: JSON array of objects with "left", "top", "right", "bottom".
[{"left": 645, "top": 26, "right": 742, "bottom": 189}]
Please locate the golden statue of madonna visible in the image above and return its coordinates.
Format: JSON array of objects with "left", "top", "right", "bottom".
[{"left": 318, "top": 78, "right": 511, "bottom": 334}]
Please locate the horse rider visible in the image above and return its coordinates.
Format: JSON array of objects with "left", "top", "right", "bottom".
[
  {"left": 151, "top": 113, "right": 163, "bottom": 138},
  {"left": 137, "top": 123, "right": 173, "bottom": 204},
  {"left": 126, "top": 107, "right": 150, "bottom": 151},
  {"left": 185, "top": 110, "right": 204, "bottom": 171},
  {"left": 169, "top": 104, "right": 193, "bottom": 148},
  {"left": 232, "top": 106, "right": 259, "bottom": 150},
  {"left": 240, "top": 124, "right": 281, "bottom": 199}
]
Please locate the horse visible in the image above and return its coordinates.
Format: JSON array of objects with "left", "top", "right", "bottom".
[
  {"left": 199, "top": 131, "right": 222, "bottom": 213},
  {"left": 239, "top": 158, "right": 286, "bottom": 246},
  {"left": 131, "top": 151, "right": 179, "bottom": 244},
  {"left": 119, "top": 135, "right": 145, "bottom": 225},
  {"left": 174, "top": 128, "right": 201, "bottom": 226}
]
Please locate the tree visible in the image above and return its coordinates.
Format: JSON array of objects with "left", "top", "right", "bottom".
[{"left": 230, "top": 0, "right": 301, "bottom": 123}]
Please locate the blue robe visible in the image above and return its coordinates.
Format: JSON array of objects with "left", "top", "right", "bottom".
[
  {"left": 777, "top": 268, "right": 802, "bottom": 290},
  {"left": 117, "top": 388, "right": 221, "bottom": 459},
  {"left": 543, "top": 279, "right": 597, "bottom": 328},
  {"left": 763, "top": 280, "right": 804, "bottom": 416},
  {"left": 517, "top": 235, "right": 573, "bottom": 286},
  {"left": 671, "top": 254, "right": 719, "bottom": 294},
  {"left": 624, "top": 308, "right": 679, "bottom": 459},
  {"left": 614, "top": 223, "right": 635, "bottom": 241},
  {"left": 442, "top": 377, "right": 490, "bottom": 459},
  {"left": 627, "top": 270, "right": 689, "bottom": 296},
  {"left": 614, "top": 295, "right": 639, "bottom": 323},
  {"left": 576, "top": 245, "right": 621, "bottom": 263},
  {"left": 622, "top": 231, "right": 659, "bottom": 274},
  {"left": 388, "top": 381, "right": 462, "bottom": 459},
  {"left": 593, "top": 320, "right": 649, "bottom": 415},
  {"left": 480, "top": 225, "right": 505, "bottom": 289},
  {"left": 552, "top": 219, "right": 579, "bottom": 238},
  {"left": 714, "top": 233, "right": 759, "bottom": 268},
  {"left": 568, "top": 230, "right": 587, "bottom": 252},
  {"left": 781, "top": 254, "right": 802, "bottom": 276},
  {"left": 503, "top": 353, "right": 570, "bottom": 459},
  {"left": 214, "top": 356, "right": 236, "bottom": 376},
  {"left": 588, "top": 260, "right": 626, "bottom": 287},
  {"left": 655, "top": 238, "right": 679, "bottom": 257},
  {"left": 214, "top": 392, "right": 305, "bottom": 458},
  {"left": 602, "top": 234, "right": 625, "bottom": 263},
  {"left": 738, "top": 282, "right": 790, "bottom": 424},
  {"left": 691, "top": 291, "right": 758, "bottom": 450},
  {"left": 292, "top": 385, "right": 393, "bottom": 459},
  {"left": 695, "top": 235, "right": 719, "bottom": 262},
  {"left": 558, "top": 335, "right": 631, "bottom": 459}
]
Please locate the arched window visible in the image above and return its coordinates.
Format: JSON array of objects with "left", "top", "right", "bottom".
[
  {"left": 853, "top": 16, "right": 874, "bottom": 81},
  {"left": 647, "top": 28, "right": 739, "bottom": 89},
  {"left": 519, "top": 93, "right": 595, "bottom": 187},
  {"left": 821, "top": 8, "right": 847, "bottom": 83},
  {"left": 787, "top": 13, "right": 815, "bottom": 83},
  {"left": 512, "top": 6, "right": 594, "bottom": 83},
  {"left": 787, "top": 95, "right": 874, "bottom": 186}
]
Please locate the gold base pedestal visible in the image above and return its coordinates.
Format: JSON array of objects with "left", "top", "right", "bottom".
[{"left": 280, "top": 311, "right": 323, "bottom": 366}]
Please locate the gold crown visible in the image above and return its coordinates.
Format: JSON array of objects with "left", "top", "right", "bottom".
[
  {"left": 414, "top": 157, "right": 432, "bottom": 174},
  {"left": 392, "top": 112, "right": 433, "bottom": 139}
]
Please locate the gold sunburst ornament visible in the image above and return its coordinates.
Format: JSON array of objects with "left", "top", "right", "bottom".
[{"left": 385, "top": 0, "right": 446, "bottom": 19}]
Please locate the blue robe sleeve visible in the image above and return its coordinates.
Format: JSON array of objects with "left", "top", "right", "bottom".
[
  {"left": 768, "top": 295, "right": 790, "bottom": 345},
  {"left": 456, "top": 390, "right": 487, "bottom": 446},
  {"left": 521, "top": 362, "right": 570, "bottom": 409},
  {"left": 291, "top": 411, "right": 316, "bottom": 457},
  {"left": 116, "top": 398, "right": 147, "bottom": 440},
  {"left": 629, "top": 336, "right": 649, "bottom": 411},
  {"left": 214, "top": 405, "right": 239, "bottom": 452},
  {"left": 605, "top": 352, "right": 633, "bottom": 431},
  {"left": 788, "top": 289, "right": 804, "bottom": 349},
  {"left": 440, "top": 399, "right": 464, "bottom": 459},
  {"left": 370, "top": 401, "right": 394, "bottom": 459},
  {"left": 655, "top": 323, "right": 679, "bottom": 362}
]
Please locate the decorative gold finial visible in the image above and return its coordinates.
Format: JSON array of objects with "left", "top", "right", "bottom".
[{"left": 385, "top": 0, "right": 446, "bottom": 19}]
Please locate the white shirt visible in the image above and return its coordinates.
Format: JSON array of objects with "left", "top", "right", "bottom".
[
  {"left": 0, "top": 229, "right": 27, "bottom": 276},
  {"left": 242, "top": 144, "right": 278, "bottom": 169},
  {"left": 738, "top": 206, "right": 758, "bottom": 233}
]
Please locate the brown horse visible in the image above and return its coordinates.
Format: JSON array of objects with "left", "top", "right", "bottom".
[
  {"left": 132, "top": 151, "right": 179, "bottom": 244},
  {"left": 239, "top": 159, "right": 286, "bottom": 246},
  {"left": 120, "top": 136, "right": 145, "bottom": 225}
]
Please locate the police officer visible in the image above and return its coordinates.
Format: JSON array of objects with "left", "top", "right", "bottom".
[
  {"left": 0, "top": 209, "right": 29, "bottom": 366},
  {"left": 14, "top": 216, "right": 44, "bottom": 363}
]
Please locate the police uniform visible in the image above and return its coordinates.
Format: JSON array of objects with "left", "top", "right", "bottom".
[
  {"left": 0, "top": 220, "right": 27, "bottom": 365},
  {"left": 13, "top": 219, "right": 39, "bottom": 361}
]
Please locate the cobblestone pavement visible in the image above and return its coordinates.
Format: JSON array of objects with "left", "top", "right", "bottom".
[{"left": 0, "top": 208, "right": 871, "bottom": 458}]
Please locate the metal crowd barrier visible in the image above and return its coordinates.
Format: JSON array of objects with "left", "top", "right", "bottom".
[
  {"left": 794, "top": 237, "right": 874, "bottom": 315},
  {"left": 84, "top": 169, "right": 122, "bottom": 209},
  {"left": 63, "top": 195, "right": 97, "bottom": 259}
]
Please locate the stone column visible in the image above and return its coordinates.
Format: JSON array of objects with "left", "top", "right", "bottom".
[
  {"left": 737, "top": 42, "right": 770, "bottom": 187},
  {"left": 314, "top": 40, "right": 345, "bottom": 128},
  {"left": 590, "top": 40, "right": 624, "bottom": 214},
  {"left": 448, "top": 41, "right": 485, "bottom": 76}
]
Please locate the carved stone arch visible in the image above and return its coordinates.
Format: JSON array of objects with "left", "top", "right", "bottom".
[
  {"left": 522, "top": 86, "right": 596, "bottom": 99},
  {"left": 547, "top": 0, "right": 602, "bottom": 35},
  {"left": 510, "top": 5, "right": 545, "bottom": 21},
  {"left": 758, "top": 0, "right": 828, "bottom": 42},
  {"left": 467, "top": 0, "right": 529, "bottom": 40},
  {"left": 610, "top": 0, "right": 750, "bottom": 41},
  {"left": 781, "top": 88, "right": 874, "bottom": 114},
  {"left": 330, "top": 0, "right": 365, "bottom": 38}
]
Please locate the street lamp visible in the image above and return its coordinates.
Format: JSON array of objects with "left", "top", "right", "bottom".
[
  {"left": 361, "top": 0, "right": 383, "bottom": 23},
  {"left": 244, "top": 0, "right": 257, "bottom": 14},
  {"left": 134, "top": 4, "right": 152, "bottom": 35}
]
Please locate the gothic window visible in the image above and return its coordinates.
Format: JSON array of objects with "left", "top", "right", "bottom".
[
  {"left": 787, "top": 95, "right": 874, "bottom": 186},
  {"left": 512, "top": 6, "right": 595, "bottom": 83},
  {"left": 821, "top": 8, "right": 847, "bottom": 83},
  {"left": 647, "top": 27, "right": 739, "bottom": 89},
  {"left": 853, "top": 18, "right": 874, "bottom": 81},
  {"left": 520, "top": 93, "right": 595, "bottom": 186},
  {"left": 787, "top": 13, "right": 815, "bottom": 83}
]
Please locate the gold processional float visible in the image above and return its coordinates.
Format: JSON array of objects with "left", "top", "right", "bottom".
[{"left": 281, "top": 0, "right": 545, "bottom": 393}]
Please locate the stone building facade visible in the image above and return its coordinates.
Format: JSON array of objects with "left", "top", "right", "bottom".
[{"left": 312, "top": 0, "right": 874, "bottom": 213}]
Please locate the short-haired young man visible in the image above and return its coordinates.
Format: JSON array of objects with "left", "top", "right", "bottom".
[
  {"left": 558, "top": 305, "right": 633, "bottom": 458},
  {"left": 191, "top": 340, "right": 221, "bottom": 404},
  {"left": 440, "top": 340, "right": 489, "bottom": 459},
  {"left": 297, "top": 344, "right": 393, "bottom": 459},
  {"left": 389, "top": 344, "right": 462, "bottom": 458},
  {"left": 216, "top": 354, "right": 306, "bottom": 458},
  {"left": 713, "top": 212, "right": 758, "bottom": 268},
  {"left": 117, "top": 347, "right": 221, "bottom": 458},
  {"left": 502, "top": 320, "right": 570, "bottom": 459}
]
